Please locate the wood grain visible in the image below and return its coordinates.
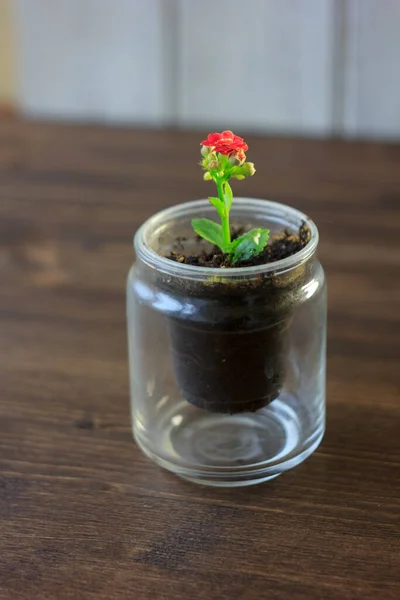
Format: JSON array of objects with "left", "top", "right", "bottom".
[{"left": 0, "top": 120, "right": 399, "bottom": 600}]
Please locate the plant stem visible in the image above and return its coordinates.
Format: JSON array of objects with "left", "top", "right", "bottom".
[{"left": 216, "top": 178, "right": 231, "bottom": 248}]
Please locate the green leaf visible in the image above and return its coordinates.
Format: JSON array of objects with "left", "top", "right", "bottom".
[
  {"left": 208, "top": 196, "right": 226, "bottom": 219},
  {"left": 229, "top": 228, "right": 270, "bottom": 264},
  {"left": 192, "top": 218, "right": 226, "bottom": 251},
  {"left": 223, "top": 182, "right": 233, "bottom": 212}
]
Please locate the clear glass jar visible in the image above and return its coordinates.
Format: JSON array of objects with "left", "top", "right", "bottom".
[{"left": 127, "top": 198, "right": 326, "bottom": 487}]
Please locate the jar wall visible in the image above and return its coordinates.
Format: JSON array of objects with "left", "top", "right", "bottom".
[{"left": 127, "top": 199, "right": 326, "bottom": 486}]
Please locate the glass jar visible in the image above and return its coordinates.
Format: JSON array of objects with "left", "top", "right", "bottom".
[{"left": 127, "top": 198, "right": 326, "bottom": 487}]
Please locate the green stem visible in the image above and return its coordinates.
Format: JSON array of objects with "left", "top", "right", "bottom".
[{"left": 216, "top": 178, "right": 230, "bottom": 249}]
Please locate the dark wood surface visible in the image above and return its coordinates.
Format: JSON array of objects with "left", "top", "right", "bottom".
[{"left": 1, "top": 120, "right": 399, "bottom": 600}]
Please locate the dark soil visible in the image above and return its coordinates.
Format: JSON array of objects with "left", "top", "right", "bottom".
[{"left": 166, "top": 223, "right": 311, "bottom": 268}]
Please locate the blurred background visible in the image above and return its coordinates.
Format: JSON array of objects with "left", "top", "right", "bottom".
[{"left": 1, "top": 0, "right": 400, "bottom": 139}]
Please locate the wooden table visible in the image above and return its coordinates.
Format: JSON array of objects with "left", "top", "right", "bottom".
[{"left": 1, "top": 121, "right": 399, "bottom": 600}]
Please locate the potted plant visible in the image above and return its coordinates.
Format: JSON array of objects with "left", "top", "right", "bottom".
[{"left": 127, "top": 131, "right": 326, "bottom": 486}]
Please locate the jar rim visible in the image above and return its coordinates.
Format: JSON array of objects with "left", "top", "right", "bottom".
[{"left": 134, "top": 198, "right": 319, "bottom": 279}]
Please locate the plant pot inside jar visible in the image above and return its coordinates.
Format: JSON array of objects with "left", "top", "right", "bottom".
[{"left": 158, "top": 224, "right": 310, "bottom": 414}]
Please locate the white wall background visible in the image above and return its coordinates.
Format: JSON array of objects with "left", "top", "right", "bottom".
[{"left": 11, "top": 0, "right": 400, "bottom": 139}]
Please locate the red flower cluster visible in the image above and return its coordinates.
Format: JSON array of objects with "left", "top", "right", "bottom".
[{"left": 201, "top": 130, "right": 248, "bottom": 162}]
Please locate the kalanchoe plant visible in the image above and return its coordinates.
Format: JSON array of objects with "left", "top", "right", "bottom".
[{"left": 192, "top": 130, "right": 270, "bottom": 264}]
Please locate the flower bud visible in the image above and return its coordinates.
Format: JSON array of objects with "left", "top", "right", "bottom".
[
  {"left": 208, "top": 160, "right": 220, "bottom": 171},
  {"left": 230, "top": 162, "right": 256, "bottom": 180},
  {"left": 228, "top": 154, "right": 241, "bottom": 166},
  {"left": 242, "top": 162, "right": 256, "bottom": 176},
  {"left": 203, "top": 171, "right": 212, "bottom": 181},
  {"left": 201, "top": 144, "right": 211, "bottom": 157}
]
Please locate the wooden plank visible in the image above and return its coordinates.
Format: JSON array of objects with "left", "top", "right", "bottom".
[
  {"left": 13, "top": 0, "right": 168, "bottom": 123},
  {"left": 177, "top": 0, "right": 335, "bottom": 134},
  {"left": 342, "top": 0, "right": 400, "bottom": 138}
]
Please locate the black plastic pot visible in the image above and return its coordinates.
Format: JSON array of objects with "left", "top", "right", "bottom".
[{"left": 161, "top": 272, "right": 305, "bottom": 414}]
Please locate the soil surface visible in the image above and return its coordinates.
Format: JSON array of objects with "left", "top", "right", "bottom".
[{"left": 166, "top": 223, "right": 311, "bottom": 268}]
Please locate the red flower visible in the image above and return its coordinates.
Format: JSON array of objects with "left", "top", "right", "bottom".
[{"left": 201, "top": 130, "right": 248, "bottom": 162}]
